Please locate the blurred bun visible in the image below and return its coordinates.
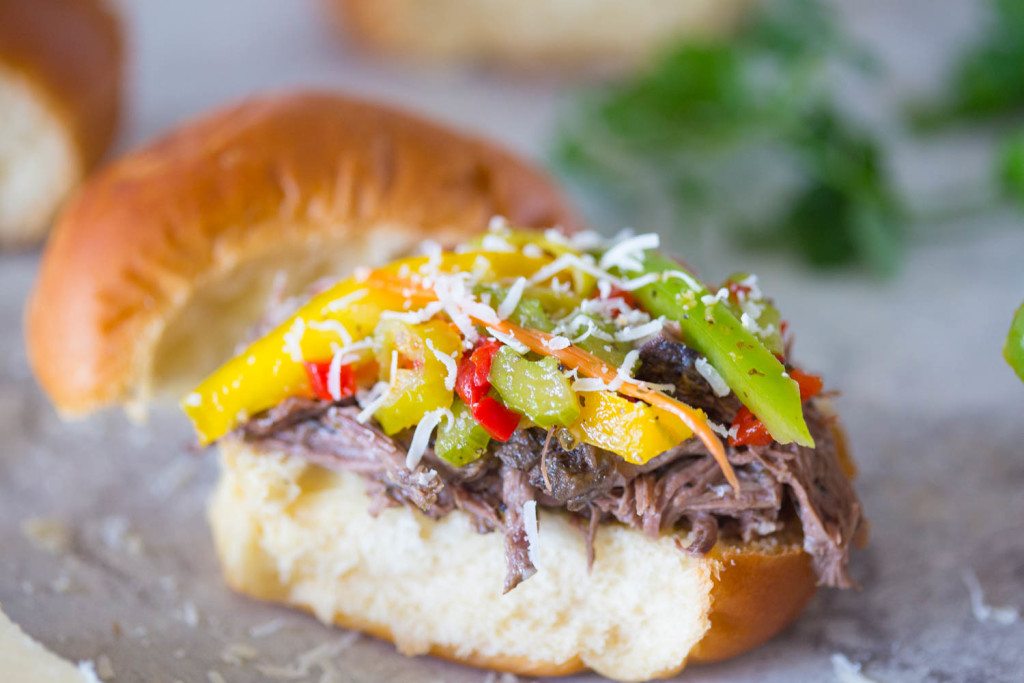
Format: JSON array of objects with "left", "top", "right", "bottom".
[
  {"left": 332, "top": 0, "right": 751, "bottom": 74},
  {"left": 0, "top": 0, "right": 122, "bottom": 247},
  {"left": 26, "top": 91, "right": 580, "bottom": 416}
]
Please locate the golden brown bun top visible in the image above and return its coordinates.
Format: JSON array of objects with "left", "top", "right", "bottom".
[
  {"left": 0, "top": 0, "right": 123, "bottom": 168},
  {"left": 26, "top": 91, "right": 581, "bottom": 415}
]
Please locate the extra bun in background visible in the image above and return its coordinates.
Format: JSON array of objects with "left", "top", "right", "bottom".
[
  {"left": 331, "top": 0, "right": 752, "bottom": 75},
  {"left": 26, "top": 91, "right": 580, "bottom": 416},
  {"left": 0, "top": 0, "right": 123, "bottom": 247}
]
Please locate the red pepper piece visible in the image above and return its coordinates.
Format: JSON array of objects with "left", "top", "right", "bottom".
[
  {"left": 456, "top": 340, "right": 502, "bottom": 406},
  {"left": 729, "top": 406, "right": 773, "bottom": 447},
  {"left": 304, "top": 361, "right": 356, "bottom": 401},
  {"left": 726, "top": 281, "right": 752, "bottom": 301},
  {"left": 790, "top": 368, "right": 823, "bottom": 401},
  {"left": 471, "top": 396, "right": 521, "bottom": 442},
  {"left": 606, "top": 285, "right": 638, "bottom": 310},
  {"left": 729, "top": 368, "right": 823, "bottom": 447}
]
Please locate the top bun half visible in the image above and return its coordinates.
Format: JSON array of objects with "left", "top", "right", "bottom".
[{"left": 26, "top": 91, "right": 580, "bottom": 416}]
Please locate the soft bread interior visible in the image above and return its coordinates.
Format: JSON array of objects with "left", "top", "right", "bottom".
[
  {"left": 210, "top": 437, "right": 720, "bottom": 681},
  {"left": 144, "top": 225, "right": 424, "bottom": 409},
  {"left": 0, "top": 65, "right": 78, "bottom": 247}
]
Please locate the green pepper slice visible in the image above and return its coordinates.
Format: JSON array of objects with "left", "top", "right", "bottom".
[
  {"left": 1005, "top": 303, "right": 1024, "bottom": 382},
  {"left": 630, "top": 252, "right": 814, "bottom": 447}
]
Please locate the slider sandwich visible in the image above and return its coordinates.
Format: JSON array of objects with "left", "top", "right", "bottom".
[{"left": 27, "top": 92, "right": 863, "bottom": 682}]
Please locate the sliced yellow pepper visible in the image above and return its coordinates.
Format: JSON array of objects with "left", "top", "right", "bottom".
[
  {"left": 372, "top": 319, "right": 461, "bottom": 435},
  {"left": 569, "top": 391, "right": 695, "bottom": 465},
  {"left": 181, "top": 250, "right": 550, "bottom": 445}
]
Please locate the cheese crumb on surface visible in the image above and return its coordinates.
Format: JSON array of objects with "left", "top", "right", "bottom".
[
  {"left": 963, "top": 569, "right": 1020, "bottom": 625},
  {"left": 95, "top": 655, "right": 113, "bottom": 680},
  {"left": 20, "top": 517, "right": 71, "bottom": 554},
  {"left": 830, "top": 653, "right": 878, "bottom": 682}
]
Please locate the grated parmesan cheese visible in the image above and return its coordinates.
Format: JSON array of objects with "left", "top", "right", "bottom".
[
  {"left": 614, "top": 317, "right": 664, "bottom": 342},
  {"left": 406, "top": 408, "right": 451, "bottom": 470},
  {"left": 425, "top": 339, "right": 458, "bottom": 391},
  {"left": 695, "top": 357, "right": 731, "bottom": 397},
  {"left": 307, "top": 319, "right": 353, "bottom": 346},
  {"left": 356, "top": 381, "right": 392, "bottom": 424},
  {"left": 485, "top": 327, "right": 529, "bottom": 355},
  {"left": 380, "top": 301, "right": 444, "bottom": 324},
  {"left": 497, "top": 277, "right": 527, "bottom": 320},
  {"left": 282, "top": 317, "right": 306, "bottom": 362},
  {"left": 598, "top": 232, "right": 659, "bottom": 272},
  {"left": 323, "top": 289, "right": 367, "bottom": 312},
  {"left": 543, "top": 335, "right": 571, "bottom": 351}
]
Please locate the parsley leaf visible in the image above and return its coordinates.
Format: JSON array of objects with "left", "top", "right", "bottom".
[{"left": 551, "top": 0, "right": 903, "bottom": 274}]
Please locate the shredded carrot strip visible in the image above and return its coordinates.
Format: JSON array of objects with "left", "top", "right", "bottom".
[
  {"left": 482, "top": 319, "right": 740, "bottom": 491},
  {"left": 363, "top": 266, "right": 740, "bottom": 490}
]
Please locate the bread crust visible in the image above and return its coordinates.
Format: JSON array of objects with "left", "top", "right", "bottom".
[
  {"left": 0, "top": 0, "right": 122, "bottom": 173},
  {"left": 211, "top": 439, "right": 820, "bottom": 681},
  {"left": 26, "top": 91, "right": 580, "bottom": 415}
]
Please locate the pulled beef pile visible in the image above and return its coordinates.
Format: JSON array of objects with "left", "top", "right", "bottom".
[{"left": 239, "top": 336, "right": 863, "bottom": 592}]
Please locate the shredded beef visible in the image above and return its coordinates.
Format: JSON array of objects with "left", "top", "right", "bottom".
[
  {"left": 500, "top": 465, "right": 537, "bottom": 593},
  {"left": 637, "top": 335, "right": 741, "bottom": 422},
  {"left": 237, "top": 365, "right": 863, "bottom": 590},
  {"left": 495, "top": 429, "right": 616, "bottom": 511}
]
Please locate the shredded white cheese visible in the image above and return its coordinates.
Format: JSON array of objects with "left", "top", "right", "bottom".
[
  {"left": 662, "top": 269, "right": 703, "bottom": 291},
  {"left": 282, "top": 317, "right": 306, "bottom": 362},
  {"left": 612, "top": 349, "right": 641, "bottom": 391},
  {"left": 617, "top": 273, "right": 660, "bottom": 291},
  {"left": 571, "top": 377, "right": 611, "bottom": 392},
  {"left": 614, "top": 317, "right": 664, "bottom": 342},
  {"left": 522, "top": 500, "right": 541, "bottom": 568},
  {"left": 307, "top": 319, "right": 353, "bottom": 346},
  {"left": 830, "top": 653, "right": 878, "bottom": 683},
  {"left": 380, "top": 301, "right": 444, "bottom": 324},
  {"left": 543, "top": 335, "right": 571, "bottom": 351},
  {"left": 497, "top": 277, "right": 527, "bottom": 320},
  {"left": 695, "top": 357, "right": 731, "bottom": 397},
  {"left": 485, "top": 327, "right": 529, "bottom": 355},
  {"left": 426, "top": 339, "right": 458, "bottom": 391},
  {"left": 356, "top": 381, "right": 392, "bottom": 424},
  {"left": 406, "top": 408, "right": 451, "bottom": 470},
  {"left": 598, "top": 232, "right": 659, "bottom": 272},
  {"left": 700, "top": 287, "right": 730, "bottom": 307},
  {"left": 480, "top": 233, "right": 516, "bottom": 252}
]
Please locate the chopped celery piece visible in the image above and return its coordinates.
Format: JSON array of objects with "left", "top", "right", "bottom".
[
  {"left": 434, "top": 400, "right": 491, "bottom": 466},
  {"left": 489, "top": 346, "right": 580, "bottom": 429},
  {"left": 630, "top": 252, "right": 813, "bottom": 447}
]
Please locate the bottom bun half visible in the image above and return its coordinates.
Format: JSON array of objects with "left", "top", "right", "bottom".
[{"left": 209, "top": 438, "right": 817, "bottom": 681}]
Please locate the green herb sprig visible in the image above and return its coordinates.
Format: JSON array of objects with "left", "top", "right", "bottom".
[{"left": 552, "top": 0, "right": 903, "bottom": 274}]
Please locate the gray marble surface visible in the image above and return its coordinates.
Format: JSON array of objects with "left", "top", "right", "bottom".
[{"left": 2, "top": 1, "right": 1023, "bottom": 681}]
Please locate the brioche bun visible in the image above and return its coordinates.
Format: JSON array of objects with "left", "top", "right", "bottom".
[
  {"left": 0, "top": 0, "right": 122, "bottom": 247},
  {"left": 331, "top": 0, "right": 752, "bottom": 75},
  {"left": 211, "top": 437, "right": 817, "bottom": 681},
  {"left": 26, "top": 91, "right": 580, "bottom": 416}
]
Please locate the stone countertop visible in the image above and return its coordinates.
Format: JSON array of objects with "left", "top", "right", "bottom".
[{"left": 2, "top": 1, "right": 1022, "bottom": 681}]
